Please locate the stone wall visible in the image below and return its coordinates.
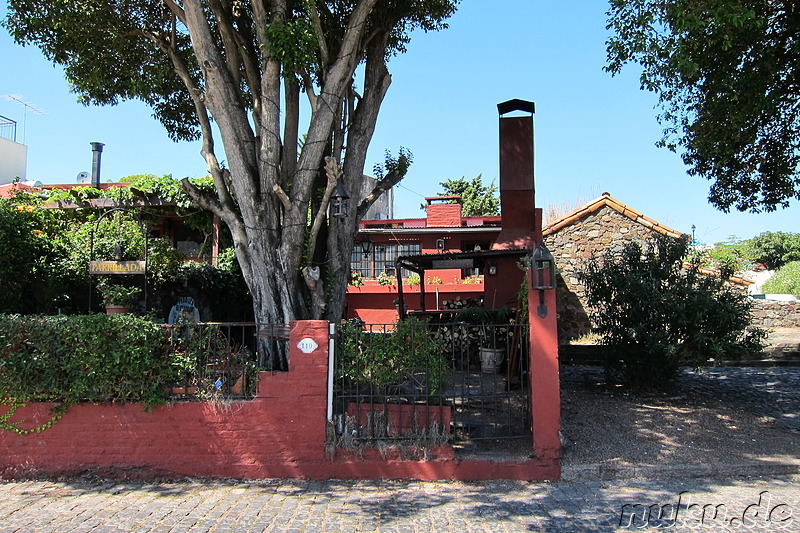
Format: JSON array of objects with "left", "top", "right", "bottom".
[
  {"left": 750, "top": 299, "right": 800, "bottom": 328},
  {"left": 544, "top": 205, "right": 673, "bottom": 344}
]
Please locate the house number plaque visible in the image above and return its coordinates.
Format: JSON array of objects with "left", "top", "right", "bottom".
[{"left": 297, "top": 338, "right": 318, "bottom": 354}]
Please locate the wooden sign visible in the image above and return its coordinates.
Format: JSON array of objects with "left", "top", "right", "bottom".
[{"left": 89, "top": 261, "right": 146, "bottom": 275}]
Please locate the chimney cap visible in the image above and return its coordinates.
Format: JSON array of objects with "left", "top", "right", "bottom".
[
  {"left": 497, "top": 99, "right": 535, "bottom": 116},
  {"left": 426, "top": 195, "right": 461, "bottom": 205}
]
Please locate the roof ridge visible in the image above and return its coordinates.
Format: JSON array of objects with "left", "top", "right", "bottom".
[{"left": 543, "top": 193, "right": 685, "bottom": 239}]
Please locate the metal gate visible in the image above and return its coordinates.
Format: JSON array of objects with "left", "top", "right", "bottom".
[{"left": 330, "top": 319, "right": 531, "bottom": 446}]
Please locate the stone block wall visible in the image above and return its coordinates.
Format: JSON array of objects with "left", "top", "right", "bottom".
[
  {"left": 750, "top": 299, "right": 800, "bottom": 328},
  {"left": 544, "top": 205, "right": 674, "bottom": 344}
]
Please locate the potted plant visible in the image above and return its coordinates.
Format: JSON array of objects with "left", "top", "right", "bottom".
[
  {"left": 97, "top": 280, "right": 141, "bottom": 314},
  {"left": 453, "top": 305, "right": 514, "bottom": 373}
]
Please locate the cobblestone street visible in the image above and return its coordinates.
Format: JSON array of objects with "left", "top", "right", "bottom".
[
  {"left": 678, "top": 367, "right": 800, "bottom": 433},
  {"left": 1, "top": 476, "right": 798, "bottom": 532},
  {"left": 2, "top": 364, "right": 798, "bottom": 532}
]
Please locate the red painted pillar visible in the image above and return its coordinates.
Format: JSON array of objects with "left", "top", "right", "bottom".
[{"left": 528, "top": 216, "right": 561, "bottom": 465}]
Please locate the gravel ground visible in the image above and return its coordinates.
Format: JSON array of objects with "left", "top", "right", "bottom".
[{"left": 560, "top": 364, "right": 800, "bottom": 477}]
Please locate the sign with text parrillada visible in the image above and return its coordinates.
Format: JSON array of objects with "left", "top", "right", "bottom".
[{"left": 88, "top": 261, "right": 146, "bottom": 275}]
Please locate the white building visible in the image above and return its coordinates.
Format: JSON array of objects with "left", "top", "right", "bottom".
[{"left": 0, "top": 115, "right": 27, "bottom": 184}]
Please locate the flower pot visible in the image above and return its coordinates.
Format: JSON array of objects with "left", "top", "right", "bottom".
[
  {"left": 105, "top": 305, "right": 130, "bottom": 315},
  {"left": 479, "top": 347, "right": 505, "bottom": 373}
]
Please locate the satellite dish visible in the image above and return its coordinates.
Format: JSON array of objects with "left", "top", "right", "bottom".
[{"left": 76, "top": 171, "right": 90, "bottom": 184}]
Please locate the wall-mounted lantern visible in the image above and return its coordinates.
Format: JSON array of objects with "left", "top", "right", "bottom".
[
  {"left": 531, "top": 244, "right": 556, "bottom": 318},
  {"left": 531, "top": 244, "right": 556, "bottom": 290},
  {"left": 331, "top": 181, "right": 350, "bottom": 218},
  {"left": 436, "top": 238, "right": 445, "bottom": 251},
  {"left": 487, "top": 262, "right": 498, "bottom": 276},
  {"left": 360, "top": 235, "right": 373, "bottom": 258}
]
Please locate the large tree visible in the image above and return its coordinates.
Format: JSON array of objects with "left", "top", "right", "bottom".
[
  {"left": 5, "top": 0, "right": 458, "bottom": 367},
  {"left": 606, "top": 0, "right": 800, "bottom": 213}
]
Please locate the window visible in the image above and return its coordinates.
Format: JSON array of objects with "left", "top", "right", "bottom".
[{"left": 351, "top": 242, "right": 421, "bottom": 278}]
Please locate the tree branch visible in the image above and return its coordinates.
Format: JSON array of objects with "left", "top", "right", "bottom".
[
  {"left": 161, "top": 0, "right": 186, "bottom": 26},
  {"left": 305, "top": 0, "right": 329, "bottom": 67},
  {"left": 305, "top": 157, "right": 341, "bottom": 264},
  {"left": 272, "top": 183, "right": 292, "bottom": 211},
  {"left": 208, "top": 0, "right": 243, "bottom": 87}
]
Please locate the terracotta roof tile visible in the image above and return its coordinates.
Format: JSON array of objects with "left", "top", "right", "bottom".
[{"left": 543, "top": 193, "right": 685, "bottom": 239}]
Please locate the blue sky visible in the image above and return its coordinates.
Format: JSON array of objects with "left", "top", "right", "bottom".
[{"left": 1, "top": 1, "right": 796, "bottom": 245}]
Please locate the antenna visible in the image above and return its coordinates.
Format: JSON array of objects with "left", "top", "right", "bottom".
[{"left": 1, "top": 94, "right": 46, "bottom": 144}]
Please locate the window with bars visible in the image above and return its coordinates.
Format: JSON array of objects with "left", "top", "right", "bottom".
[{"left": 351, "top": 242, "right": 421, "bottom": 278}]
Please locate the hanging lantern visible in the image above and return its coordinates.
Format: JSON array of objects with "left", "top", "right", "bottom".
[
  {"left": 331, "top": 181, "right": 350, "bottom": 218},
  {"left": 360, "top": 235, "right": 374, "bottom": 257},
  {"left": 531, "top": 244, "right": 556, "bottom": 290}
]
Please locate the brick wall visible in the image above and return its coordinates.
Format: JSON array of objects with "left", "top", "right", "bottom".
[
  {"left": 0, "top": 320, "right": 561, "bottom": 482},
  {"left": 425, "top": 203, "right": 462, "bottom": 227},
  {"left": 544, "top": 205, "right": 666, "bottom": 343}
]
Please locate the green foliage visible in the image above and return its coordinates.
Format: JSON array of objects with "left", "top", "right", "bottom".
[
  {"left": 348, "top": 270, "right": 364, "bottom": 287},
  {"left": 426, "top": 276, "right": 443, "bottom": 285},
  {"left": 746, "top": 231, "right": 800, "bottom": 270},
  {"left": 0, "top": 314, "right": 170, "bottom": 410},
  {"left": 581, "top": 236, "right": 766, "bottom": 388},
  {"left": 687, "top": 236, "right": 755, "bottom": 278},
  {"left": 96, "top": 280, "right": 141, "bottom": 306},
  {"left": 432, "top": 175, "right": 499, "bottom": 217},
  {"left": 406, "top": 273, "right": 421, "bottom": 285},
  {"left": 762, "top": 261, "right": 800, "bottom": 297},
  {"left": 172, "top": 259, "right": 251, "bottom": 321},
  {"left": 0, "top": 315, "right": 261, "bottom": 433},
  {"left": 0, "top": 200, "right": 68, "bottom": 313},
  {"left": 338, "top": 318, "right": 448, "bottom": 395},
  {"left": 377, "top": 271, "right": 395, "bottom": 286},
  {"left": 373, "top": 147, "right": 414, "bottom": 181},
  {"left": 264, "top": 17, "right": 317, "bottom": 78},
  {"left": 606, "top": 0, "right": 800, "bottom": 212}
]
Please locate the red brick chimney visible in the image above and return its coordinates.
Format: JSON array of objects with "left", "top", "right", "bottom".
[
  {"left": 425, "top": 195, "right": 463, "bottom": 227},
  {"left": 493, "top": 99, "right": 537, "bottom": 250}
]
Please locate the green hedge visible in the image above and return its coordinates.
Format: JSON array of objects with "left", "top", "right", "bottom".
[
  {"left": 0, "top": 314, "right": 170, "bottom": 408},
  {"left": 762, "top": 261, "right": 800, "bottom": 298}
]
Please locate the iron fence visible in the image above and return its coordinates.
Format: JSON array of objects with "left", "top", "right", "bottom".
[
  {"left": 331, "top": 319, "right": 531, "bottom": 445},
  {"left": 161, "top": 322, "right": 284, "bottom": 400}
]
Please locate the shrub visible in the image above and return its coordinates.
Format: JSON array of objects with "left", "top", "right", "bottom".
[
  {"left": 762, "top": 261, "right": 800, "bottom": 298},
  {"left": 0, "top": 314, "right": 170, "bottom": 409},
  {"left": 337, "top": 318, "right": 448, "bottom": 396},
  {"left": 746, "top": 232, "right": 800, "bottom": 270},
  {"left": 0, "top": 201, "right": 67, "bottom": 313},
  {"left": 580, "top": 236, "right": 766, "bottom": 389}
]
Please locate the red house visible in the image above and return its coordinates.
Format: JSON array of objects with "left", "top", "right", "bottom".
[{"left": 347, "top": 98, "right": 539, "bottom": 325}]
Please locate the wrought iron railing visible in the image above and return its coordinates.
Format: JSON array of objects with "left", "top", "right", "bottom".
[
  {"left": 331, "top": 319, "right": 531, "bottom": 445},
  {"left": 161, "top": 322, "right": 283, "bottom": 400}
]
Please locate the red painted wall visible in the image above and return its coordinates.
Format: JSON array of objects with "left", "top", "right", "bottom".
[
  {"left": 345, "top": 283, "right": 485, "bottom": 324},
  {"left": 0, "top": 320, "right": 560, "bottom": 481}
]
